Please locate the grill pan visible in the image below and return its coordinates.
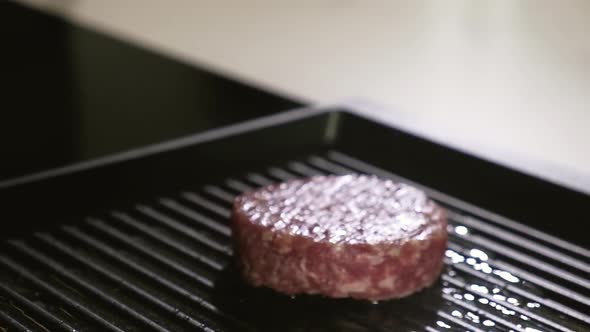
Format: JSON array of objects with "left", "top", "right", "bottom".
[{"left": 1, "top": 108, "right": 588, "bottom": 331}]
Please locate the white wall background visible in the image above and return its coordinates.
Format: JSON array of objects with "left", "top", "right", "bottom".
[{"left": 17, "top": 0, "right": 590, "bottom": 192}]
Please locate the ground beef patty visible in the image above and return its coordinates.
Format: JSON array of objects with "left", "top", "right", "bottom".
[{"left": 231, "top": 174, "right": 447, "bottom": 300}]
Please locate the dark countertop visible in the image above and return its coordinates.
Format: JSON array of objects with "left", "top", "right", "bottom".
[{"left": 0, "top": 2, "right": 302, "bottom": 181}]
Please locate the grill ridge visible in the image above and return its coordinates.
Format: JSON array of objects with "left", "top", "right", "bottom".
[
  {"left": 36, "top": 234, "right": 215, "bottom": 330},
  {"left": 448, "top": 213, "right": 590, "bottom": 273},
  {"left": 0, "top": 309, "right": 34, "bottom": 332},
  {"left": 112, "top": 211, "right": 232, "bottom": 259},
  {"left": 0, "top": 255, "right": 127, "bottom": 332},
  {"left": 159, "top": 199, "right": 232, "bottom": 237},
  {"left": 0, "top": 283, "right": 77, "bottom": 332},
  {"left": 1, "top": 151, "right": 588, "bottom": 331},
  {"left": 6, "top": 240, "right": 176, "bottom": 332}
]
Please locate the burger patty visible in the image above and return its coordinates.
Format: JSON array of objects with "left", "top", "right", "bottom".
[{"left": 231, "top": 174, "right": 447, "bottom": 300}]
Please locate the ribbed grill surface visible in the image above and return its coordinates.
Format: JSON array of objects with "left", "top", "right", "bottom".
[{"left": 1, "top": 151, "right": 588, "bottom": 332}]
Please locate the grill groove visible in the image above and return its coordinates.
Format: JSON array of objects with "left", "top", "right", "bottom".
[
  {"left": 0, "top": 255, "right": 127, "bottom": 332},
  {"left": 0, "top": 283, "right": 77, "bottom": 332},
  {"left": 1, "top": 151, "right": 588, "bottom": 331}
]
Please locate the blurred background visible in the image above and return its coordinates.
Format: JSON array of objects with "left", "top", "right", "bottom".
[{"left": 7, "top": 0, "right": 590, "bottom": 192}]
